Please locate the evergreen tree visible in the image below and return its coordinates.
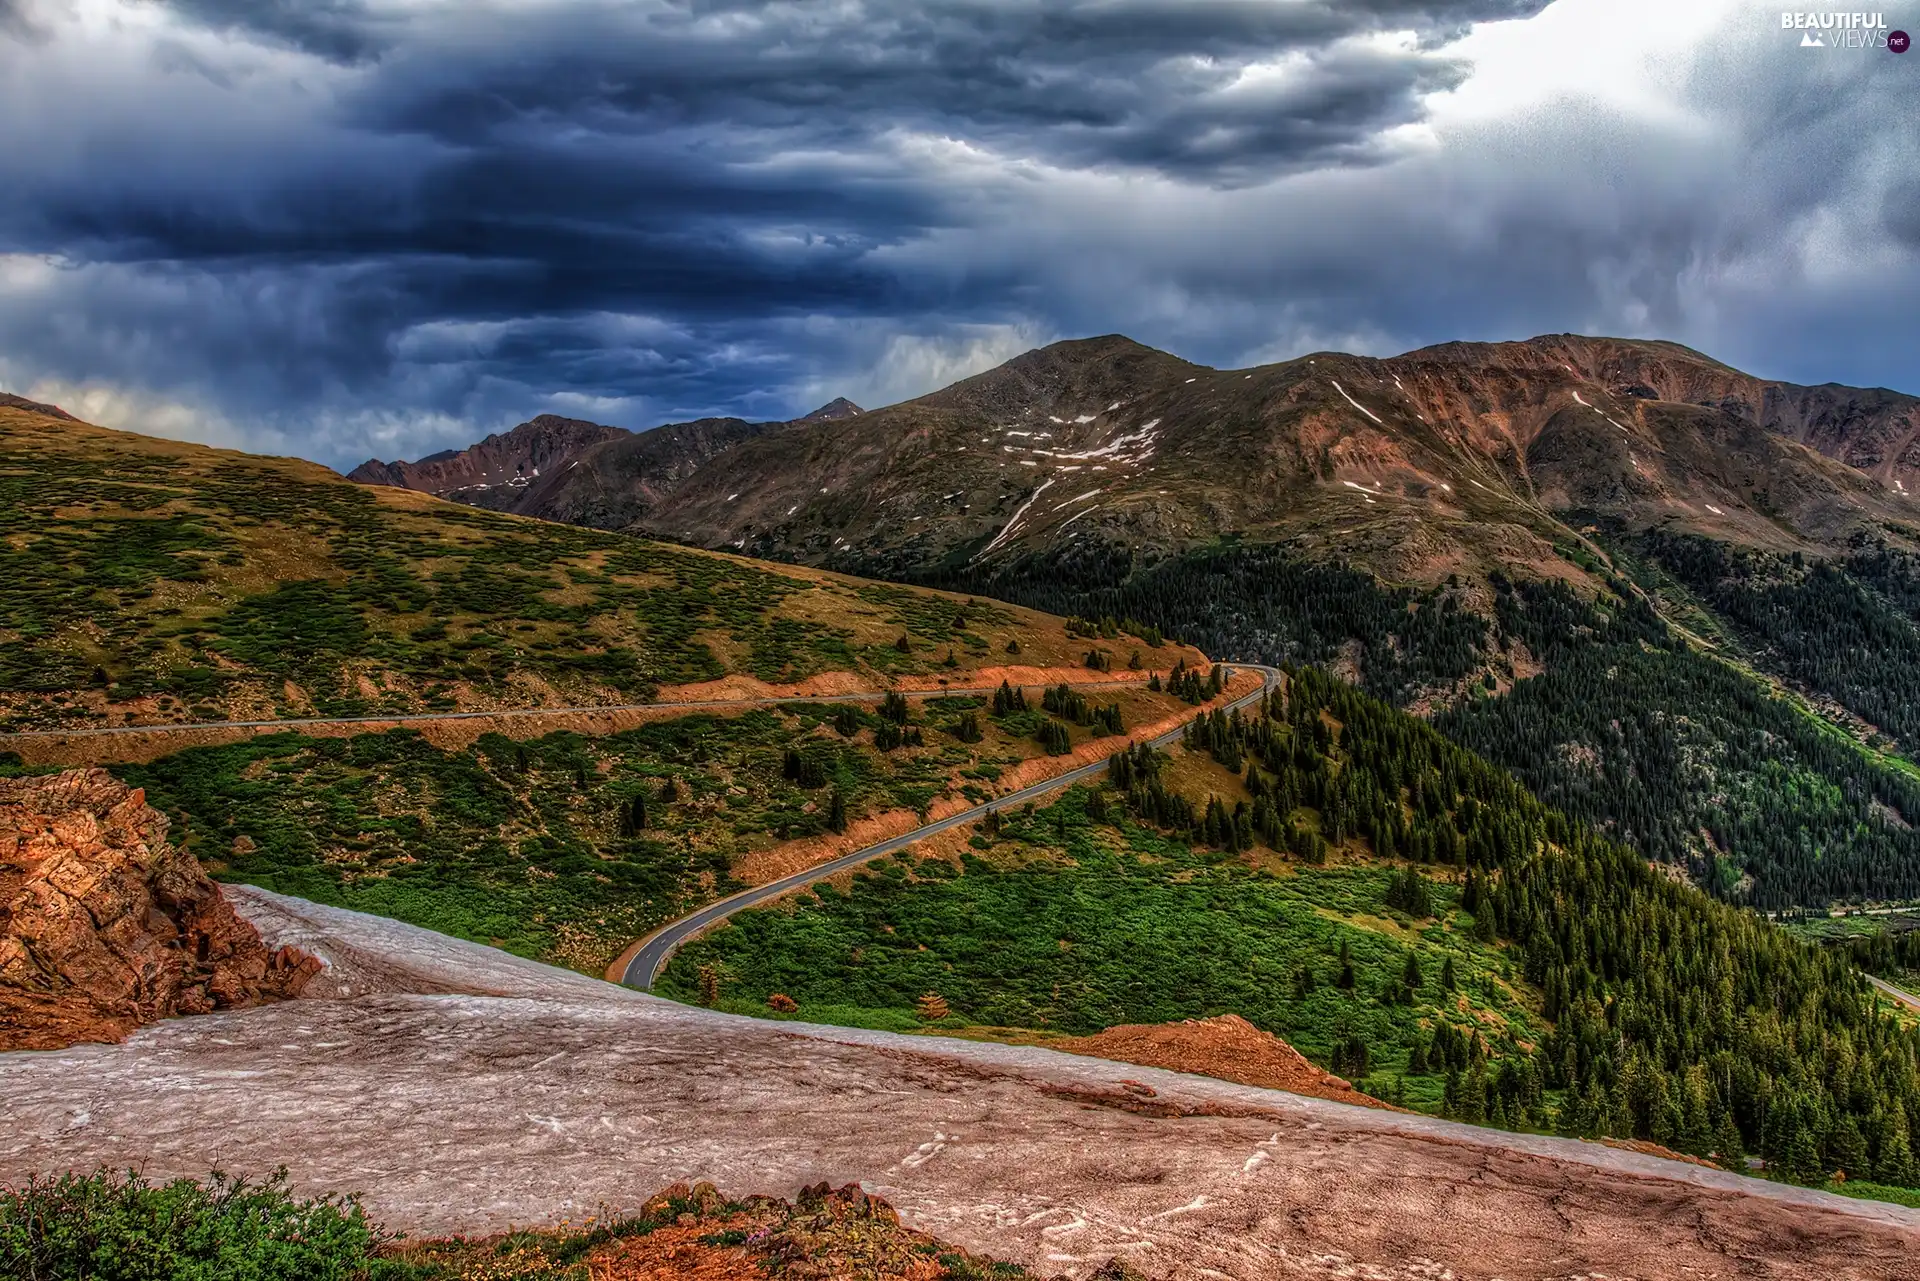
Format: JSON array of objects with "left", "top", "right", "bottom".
[{"left": 1876, "top": 1121, "right": 1916, "bottom": 1186}]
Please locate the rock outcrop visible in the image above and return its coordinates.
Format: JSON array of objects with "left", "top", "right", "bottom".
[
  {"left": 9, "top": 889, "right": 1916, "bottom": 1279},
  {"left": 0, "top": 769, "right": 318, "bottom": 1051}
]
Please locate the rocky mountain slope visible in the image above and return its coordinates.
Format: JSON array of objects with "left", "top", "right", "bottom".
[
  {"left": 502, "top": 397, "right": 860, "bottom": 526},
  {"left": 4, "top": 887, "right": 1912, "bottom": 1280},
  {"left": 506, "top": 413, "right": 786, "bottom": 527},
  {"left": 489, "top": 336, "right": 1920, "bottom": 917},
  {"left": 0, "top": 770, "right": 315, "bottom": 1050},
  {"left": 596, "top": 334, "right": 1917, "bottom": 590},
  {"left": 351, "top": 397, "right": 864, "bottom": 520},
  {"left": 348, "top": 413, "right": 630, "bottom": 507}
]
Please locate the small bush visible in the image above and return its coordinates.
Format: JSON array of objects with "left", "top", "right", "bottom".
[{"left": 0, "top": 1168, "right": 394, "bottom": 1281}]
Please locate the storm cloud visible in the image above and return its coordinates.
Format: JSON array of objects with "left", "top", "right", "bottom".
[{"left": 0, "top": 0, "right": 1912, "bottom": 468}]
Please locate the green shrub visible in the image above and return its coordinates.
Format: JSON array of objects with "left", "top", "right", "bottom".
[{"left": 0, "top": 1169, "right": 396, "bottom": 1281}]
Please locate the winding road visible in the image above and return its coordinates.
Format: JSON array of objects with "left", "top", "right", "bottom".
[
  {"left": 1, "top": 658, "right": 1281, "bottom": 992},
  {"left": 1867, "top": 974, "right": 1920, "bottom": 1013},
  {"left": 618, "top": 663, "right": 1283, "bottom": 990}
]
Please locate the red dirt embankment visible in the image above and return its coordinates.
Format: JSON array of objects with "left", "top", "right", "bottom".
[
  {"left": 652, "top": 662, "right": 1199, "bottom": 706},
  {"left": 4, "top": 665, "right": 1209, "bottom": 768},
  {"left": 1052, "top": 1014, "right": 1401, "bottom": 1112},
  {"left": 728, "top": 668, "right": 1264, "bottom": 887},
  {"left": 399, "top": 1179, "right": 1106, "bottom": 1281},
  {"left": 0, "top": 769, "right": 318, "bottom": 1050}
]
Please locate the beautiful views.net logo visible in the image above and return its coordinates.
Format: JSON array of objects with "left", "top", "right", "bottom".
[{"left": 1780, "top": 11, "right": 1905, "bottom": 49}]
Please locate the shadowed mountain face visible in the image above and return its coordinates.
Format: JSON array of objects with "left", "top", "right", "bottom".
[
  {"left": 347, "top": 414, "right": 631, "bottom": 510},
  {"left": 507, "top": 415, "right": 788, "bottom": 529},
  {"left": 796, "top": 396, "right": 864, "bottom": 422},
  {"left": 591, "top": 334, "right": 1918, "bottom": 590}
]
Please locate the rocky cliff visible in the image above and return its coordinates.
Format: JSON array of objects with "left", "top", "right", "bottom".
[
  {"left": 347, "top": 413, "right": 630, "bottom": 503},
  {"left": 0, "top": 770, "right": 317, "bottom": 1051}
]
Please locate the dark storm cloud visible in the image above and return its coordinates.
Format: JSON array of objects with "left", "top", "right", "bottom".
[
  {"left": 0, "top": 0, "right": 1549, "bottom": 464},
  {"left": 0, "top": 0, "right": 1912, "bottom": 468},
  {"left": 334, "top": 1, "right": 1542, "bottom": 182}
]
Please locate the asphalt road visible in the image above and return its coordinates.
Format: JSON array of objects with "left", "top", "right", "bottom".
[
  {"left": 0, "top": 676, "right": 1164, "bottom": 743},
  {"left": 1867, "top": 973, "right": 1920, "bottom": 1013},
  {"left": 619, "top": 663, "right": 1283, "bottom": 990}
]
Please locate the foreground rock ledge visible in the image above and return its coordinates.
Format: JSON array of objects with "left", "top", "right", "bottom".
[
  {"left": 3, "top": 888, "right": 1916, "bottom": 1280},
  {"left": 0, "top": 769, "right": 317, "bottom": 1051}
]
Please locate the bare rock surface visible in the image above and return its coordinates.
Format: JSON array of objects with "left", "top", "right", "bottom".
[
  {"left": 0, "top": 771, "right": 316, "bottom": 1050},
  {"left": 3, "top": 887, "right": 1917, "bottom": 1280}
]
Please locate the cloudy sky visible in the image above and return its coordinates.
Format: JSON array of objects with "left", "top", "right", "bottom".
[{"left": 0, "top": 0, "right": 1914, "bottom": 469}]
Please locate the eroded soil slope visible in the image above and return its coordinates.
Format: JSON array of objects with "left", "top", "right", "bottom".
[{"left": 1052, "top": 1015, "right": 1399, "bottom": 1112}]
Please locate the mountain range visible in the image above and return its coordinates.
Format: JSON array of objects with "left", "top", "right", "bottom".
[
  {"left": 345, "top": 335, "right": 1920, "bottom": 910},
  {"left": 397, "top": 334, "right": 1916, "bottom": 594},
  {"left": 348, "top": 396, "right": 863, "bottom": 517}
]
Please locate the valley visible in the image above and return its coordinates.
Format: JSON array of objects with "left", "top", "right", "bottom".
[
  {"left": 9, "top": 346, "right": 1920, "bottom": 1273},
  {"left": 351, "top": 332, "right": 1920, "bottom": 916}
]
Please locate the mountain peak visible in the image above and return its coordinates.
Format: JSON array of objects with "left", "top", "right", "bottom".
[
  {"left": 796, "top": 397, "right": 863, "bottom": 422},
  {"left": 0, "top": 392, "right": 78, "bottom": 422},
  {"left": 347, "top": 414, "right": 628, "bottom": 496},
  {"left": 913, "top": 333, "right": 1200, "bottom": 418}
]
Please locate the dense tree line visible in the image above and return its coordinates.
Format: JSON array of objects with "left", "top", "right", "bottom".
[
  {"left": 1639, "top": 532, "right": 1920, "bottom": 754},
  {"left": 1174, "top": 665, "right": 1920, "bottom": 1179},
  {"left": 929, "top": 536, "right": 1920, "bottom": 909},
  {"left": 1442, "top": 576, "right": 1920, "bottom": 906},
  {"left": 1843, "top": 925, "right": 1920, "bottom": 979}
]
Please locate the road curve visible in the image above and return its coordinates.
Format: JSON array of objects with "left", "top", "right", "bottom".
[
  {"left": 1868, "top": 973, "right": 1920, "bottom": 1013},
  {"left": 619, "top": 663, "right": 1283, "bottom": 990},
  {"left": 0, "top": 676, "right": 1166, "bottom": 743}
]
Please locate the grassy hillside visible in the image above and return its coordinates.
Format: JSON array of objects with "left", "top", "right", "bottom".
[
  {"left": 664, "top": 789, "right": 1535, "bottom": 1117},
  {"left": 60, "top": 681, "right": 1191, "bottom": 973},
  {"left": 0, "top": 405, "right": 1142, "bottom": 734},
  {"left": 0, "top": 402, "right": 1213, "bottom": 974}
]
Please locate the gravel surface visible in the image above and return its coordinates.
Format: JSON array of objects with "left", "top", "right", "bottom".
[{"left": 3, "top": 889, "right": 1916, "bottom": 1280}]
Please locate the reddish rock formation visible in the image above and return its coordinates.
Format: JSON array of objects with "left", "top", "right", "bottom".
[
  {"left": 1052, "top": 1013, "right": 1403, "bottom": 1111},
  {"left": 0, "top": 769, "right": 318, "bottom": 1051},
  {"left": 347, "top": 413, "right": 629, "bottom": 499}
]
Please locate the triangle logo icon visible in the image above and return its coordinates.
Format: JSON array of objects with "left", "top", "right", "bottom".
[{"left": 1800, "top": 30, "right": 1825, "bottom": 45}]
